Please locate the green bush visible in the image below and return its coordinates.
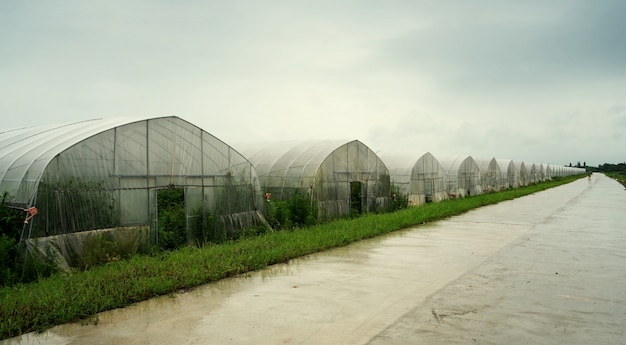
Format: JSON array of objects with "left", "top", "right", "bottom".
[
  {"left": 19, "top": 245, "right": 58, "bottom": 284},
  {"left": 265, "top": 191, "right": 317, "bottom": 230},
  {"left": 0, "top": 234, "right": 18, "bottom": 286},
  {"left": 156, "top": 187, "right": 187, "bottom": 250},
  {"left": 0, "top": 192, "right": 27, "bottom": 287},
  {"left": 388, "top": 184, "right": 409, "bottom": 212}
]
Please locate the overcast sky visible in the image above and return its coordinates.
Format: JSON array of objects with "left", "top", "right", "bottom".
[{"left": 1, "top": 1, "right": 625, "bottom": 167}]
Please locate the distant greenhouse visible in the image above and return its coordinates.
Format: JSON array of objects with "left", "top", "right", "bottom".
[
  {"left": 438, "top": 155, "right": 483, "bottom": 198},
  {"left": 381, "top": 152, "right": 448, "bottom": 206},
  {"left": 545, "top": 164, "right": 554, "bottom": 180},
  {"left": 239, "top": 140, "right": 391, "bottom": 219},
  {"left": 537, "top": 163, "right": 546, "bottom": 182},
  {"left": 474, "top": 157, "right": 502, "bottom": 193},
  {"left": 496, "top": 159, "right": 518, "bottom": 189},
  {"left": 530, "top": 162, "right": 543, "bottom": 183},
  {"left": 516, "top": 161, "right": 530, "bottom": 187},
  {"left": 0, "top": 116, "right": 265, "bottom": 247}
]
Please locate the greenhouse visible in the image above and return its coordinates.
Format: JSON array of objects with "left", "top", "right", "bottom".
[
  {"left": 553, "top": 164, "right": 565, "bottom": 177},
  {"left": 517, "top": 161, "right": 530, "bottom": 186},
  {"left": 535, "top": 163, "right": 546, "bottom": 183},
  {"left": 496, "top": 159, "right": 518, "bottom": 189},
  {"left": 529, "top": 163, "right": 540, "bottom": 184},
  {"left": 0, "top": 116, "right": 265, "bottom": 267},
  {"left": 239, "top": 140, "right": 391, "bottom": 219},
  {"left": 474, "top": 157, "right": 502, "bottom": 193},
  {"left": 544, "top": 164, "right": 554, "bottom": 180},
  {"left": 381, "top": 151, "right": 448, "bottom": 206},
  {"left": 438, "top": 155, "right": 483, "bottom": 198}
]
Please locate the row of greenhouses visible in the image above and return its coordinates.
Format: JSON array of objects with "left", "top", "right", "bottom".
[{"left": 0, "top": 116, "right": 585, "bottom": 266}]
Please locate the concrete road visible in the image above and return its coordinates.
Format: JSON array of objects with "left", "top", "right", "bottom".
[{"left": 3, "top": 173, "right": 625, "bottom": 345}]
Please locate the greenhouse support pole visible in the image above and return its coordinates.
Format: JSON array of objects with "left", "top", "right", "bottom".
[{"left": 146, "top": 120, "right": 157, "bottom": 245}]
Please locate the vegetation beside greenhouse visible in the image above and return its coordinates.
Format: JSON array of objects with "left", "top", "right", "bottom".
[{"left": 0, "top": 174, "right": 584, "bottom": 340}]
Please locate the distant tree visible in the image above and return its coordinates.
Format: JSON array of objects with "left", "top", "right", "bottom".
[{"left": 597, "top": 163, "right": 626, "bottom": 173}]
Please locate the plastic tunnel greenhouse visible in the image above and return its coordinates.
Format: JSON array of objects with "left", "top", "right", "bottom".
[
  {"left": 238, "top": 140, "right": 391, "bottom": 219},
  {"left": 438, "top": 155, "right": 483, "bottom": 198},
  {"left": 496, "top": 159, "right": 517, "bottom": 189},
  {"left": 0, "top": 116, "right": 265, "bottom": 267},
  {"left": 545, "top": 164, "right": 554, "bottom": 180},
  {"left": 517, "top": 161, "right": 530, "bottom": 187},
  {"left": 529, "top": 163, "right": 545, "bottom": 184},
  {"left": 474, "top": 157, "right": 502, "bottom": 193},
  {"left": 381, "top": 152, "right": 448, "bottom": 206},
  {"left": 538, "top": 163, "right": 548, "bottom": 182}
]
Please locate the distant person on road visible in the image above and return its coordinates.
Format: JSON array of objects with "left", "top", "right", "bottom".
[{"left": 588, "top": 171, "right": 593, "bottom": 181}]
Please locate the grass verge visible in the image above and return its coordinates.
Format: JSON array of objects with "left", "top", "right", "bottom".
[{"left": 0, "top": 175, "right": 583, "bottom": 340}]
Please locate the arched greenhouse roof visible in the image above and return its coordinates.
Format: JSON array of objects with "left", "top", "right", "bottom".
[
  {"left": 437, "top": 155, "right": 483, "bottom": 197},
  {"left": 0, "top": 116, "right": 258, "bottom": 207},
  {"left": 238, "top": 139, "right": 350, "bottom": 183},
  {"left": 238, "top": 139, "right": 391, "bottom": 217},
  {"left": 238, "top": 139, "right": 389, "bottom": 195},
  {"left": 473, "top": 157, "right": 499, "bottom": 175},
  {"left": 378, "top": 151, "right": 428, "bottom": 187},
  {"left": 1, "top": 118, "right": 148, "bottom": 205}
]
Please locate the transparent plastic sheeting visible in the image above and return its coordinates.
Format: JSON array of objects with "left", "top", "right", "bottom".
[
  {"left": 238, "top": 140, "right": 391, "bottom": 219},
  {"left": 0, "top": 116, "right": 265, "bottom": 240},
  {"left": 380, "top": 152, "right": 448, "bottom": 206},
  {"left": 25, "top": 226, "right": 150, "bottom": 271}
]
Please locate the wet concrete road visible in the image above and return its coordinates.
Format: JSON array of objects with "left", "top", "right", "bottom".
[{"left": 4, "top": 174, "right": 626, "bottom": 344}]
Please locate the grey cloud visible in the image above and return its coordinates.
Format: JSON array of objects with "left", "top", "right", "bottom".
[{"left": 365, "top": 1, "right": 626, "bottom": 90}]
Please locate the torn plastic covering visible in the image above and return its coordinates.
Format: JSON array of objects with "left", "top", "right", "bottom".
[{"left": 24, "top": 226, "right": 150, "bottom": 271}]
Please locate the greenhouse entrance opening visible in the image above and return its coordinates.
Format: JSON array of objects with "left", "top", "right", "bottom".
[
  {"left": 425, "top": 179, "right": 434, "bottom": 203},
  {"left": 350, "top": 181, "right": 364, "bottom": 216}
]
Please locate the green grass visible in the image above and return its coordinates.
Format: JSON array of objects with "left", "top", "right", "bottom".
[{"left": 0, "top": 175, "right": 583, "bottom": 340}]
